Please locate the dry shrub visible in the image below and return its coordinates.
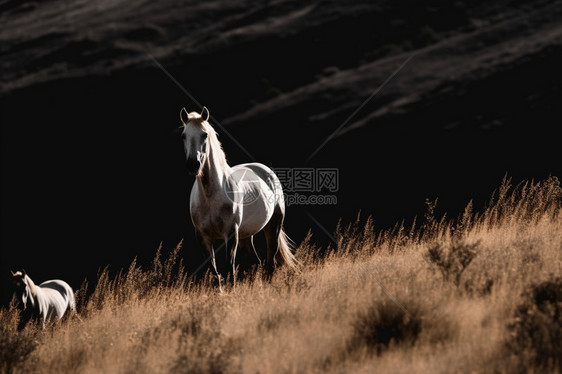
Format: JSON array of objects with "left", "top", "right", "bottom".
[
  {"left": 507, "top": 275, "right": 562, "bottom": 372},
  {"left": 424, "top": 239, "right": 479, "bottom": 286},
  {"left": 348, "top": 299, "right": 422, "bottom": 355},
  {"left": 347, "top": 293, "right": 457, "bottom": 360}
]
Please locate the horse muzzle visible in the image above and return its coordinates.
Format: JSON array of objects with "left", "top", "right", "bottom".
[{"left": 186, "top": 158, "right": 201, "bottom": 175}]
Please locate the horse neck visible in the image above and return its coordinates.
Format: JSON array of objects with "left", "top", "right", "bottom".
[
  {"left": 23, "top": 275, "right": 39, "bottom": 309},
  {"left": 197, "top": 137, "right": 231, "bottom": 196}
]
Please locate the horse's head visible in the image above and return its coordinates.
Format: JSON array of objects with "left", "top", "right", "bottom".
[
  {"left": 11, "top": 269, "right": 30, "bottom": 309},
  {"left": 180, "top": 106, "right": 211, "bottom": 176}
]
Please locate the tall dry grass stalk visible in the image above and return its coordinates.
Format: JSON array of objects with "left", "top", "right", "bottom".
[{"left": 1, "top": 176, "right": 560, "bottom": 373}]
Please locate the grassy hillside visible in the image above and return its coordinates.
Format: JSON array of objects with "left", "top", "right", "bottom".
[{"left": 1, "top": 176, "right": 561, "bottom": 373}]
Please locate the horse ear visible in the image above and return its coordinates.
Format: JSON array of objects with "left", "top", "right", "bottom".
[
  {"left": 21, "top": 268, "right": 26, "bottom": 277},
  {"left": 201, "top": 106, "right": 210, "bottom": 122},
  {"left": 180, "top": 107, "right": 189, "bottom": 126},
  {"left": 10, "top": 270, "right": 16, "bottom": 277}
]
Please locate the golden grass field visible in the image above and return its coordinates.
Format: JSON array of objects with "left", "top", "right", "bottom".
[{"left": 1, "top": 176, "right": 561, "bottom": 374}]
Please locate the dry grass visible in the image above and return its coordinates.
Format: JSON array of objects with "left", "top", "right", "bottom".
[{"left": 1, "top": 176, "right": 561, "bottom": 373}]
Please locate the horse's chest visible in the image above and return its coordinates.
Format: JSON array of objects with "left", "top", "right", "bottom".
[{"left": 190, "top": 199, "right": 237, "bottom": 238}]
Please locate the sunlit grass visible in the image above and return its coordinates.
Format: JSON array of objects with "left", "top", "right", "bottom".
[{"left": 1, "top": 176, "right": 561, "bottom": 373}]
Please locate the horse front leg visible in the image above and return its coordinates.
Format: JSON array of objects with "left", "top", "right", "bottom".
[
  {"left": 201, "top": 237, "right": 223, "bottom": 293},
  {"left": 224, "top": 225, "right": 240, "bottom": 289}
]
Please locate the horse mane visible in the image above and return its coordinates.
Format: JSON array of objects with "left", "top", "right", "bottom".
[{"left": 203, "top": 121, "right": 228, "bottom": 169}]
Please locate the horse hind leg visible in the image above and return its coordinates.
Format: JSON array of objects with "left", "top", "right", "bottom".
[
  {"left": 239, "top": 236, "right": 259, "bottom": 262},
  {"left": 263, "top": 206, "right": 283, "bottom": 276},
  {"left": 238, "top": 236, "right": 260, "bottom": 278}
]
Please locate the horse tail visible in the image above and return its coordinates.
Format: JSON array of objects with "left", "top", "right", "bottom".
[
  {"left": 69, "top": 290, "right": 76, "bottom": 312},
  {"left": 275, "top": 227, "right": 299, "bottom": 269},
  {"left": 66, "top": 287, "right": 83, "bottom": 322}
]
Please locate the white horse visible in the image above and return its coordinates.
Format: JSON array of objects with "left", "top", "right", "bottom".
[
  {"left": 180, "top": 106, "right": 297, "bottom": 290},
  {"left": 11, "top": 270, "right": 75, "bottom": 327}
]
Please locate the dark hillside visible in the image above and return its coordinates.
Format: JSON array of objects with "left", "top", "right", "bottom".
[{"left": 1, "top": 0, "right": 561, "bottom": 304}]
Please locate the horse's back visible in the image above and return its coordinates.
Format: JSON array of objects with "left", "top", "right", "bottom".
[
  {"left": 38, "top": 279, "right": 74, "bottom": 320},
  {"left": 233, "top": 163, "right": 284, "bottom": 200}
]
